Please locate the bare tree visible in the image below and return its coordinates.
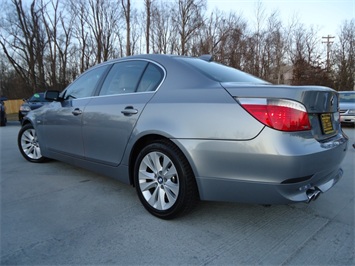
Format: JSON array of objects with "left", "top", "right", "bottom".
[
  {"left": 251, "top": 0, "right": 266, "bottom": 77},
  {"left": 0, "top": 0, "right": 47, "bottom": 94},
  {"left": 192, "top": 9, "right": 232, "bottom": 57},
  {"left": 194, "top": 10, "right": 247, "bottom": 69},
  {"left": 66, "top": 0, "right": 121, "bottom": 77},
  {"left": 67, "top": 0, "right": 93, "bottom": 73},
  {"left": 82, "top": 0, "right": 120, "bottom": 63},
  {"left": 40, "top": 0, "right": 63, "bottom": 90},
  {"left": 172, "top": 0, "right": 206, "bottom": 55},
  {"left": 333, "top": 19, "right": 355, "bottom": 91},
  {"left": 288, "top": 24, "right": 327, "bottom": 85},
  {"left": 121, "top": 0, "right": 131, "bottom": 56},
  {"left": 150, "top": 1, "right": 175, "bottom": 54},
  {"left": 56, "top": 5, "right": 75, "bottom": 88},
  {"left": 260, "top": 11, "right": 286, "bottom": 83},
  {"left": 0, "top": 53, "right": 27, "bottom": 98},
  {"left": 288, "top": 24, "right": 321, "bottom": 65},
  {"left": 144, "top": 0, "right": 152, "bottom": 54}
]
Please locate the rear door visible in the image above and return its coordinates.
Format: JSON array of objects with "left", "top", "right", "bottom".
[{"left": 82, "top": 61, "right": 164, "bottom": 166}]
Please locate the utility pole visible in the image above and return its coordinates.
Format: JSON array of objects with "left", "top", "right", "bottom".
[{"left": 322, "top": 35, "right": 335, "bottom": 72}]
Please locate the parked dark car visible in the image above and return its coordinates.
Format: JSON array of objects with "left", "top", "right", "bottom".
[
  {"left": 19, "top": 92, "right": 51, "bottom": 122},
  {"left": 339, "top": 91, "right": 355, "bottom": 126},
  {"left": 0, "top": 96, "right": 7, "bottom": 126},
  {"left": 18, "top": 54, "right": 348, "bottom": 219}
]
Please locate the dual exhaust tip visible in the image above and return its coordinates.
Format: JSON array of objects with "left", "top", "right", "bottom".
[{"left": 306, "top": 187, "right": 321, "bottom": 203}]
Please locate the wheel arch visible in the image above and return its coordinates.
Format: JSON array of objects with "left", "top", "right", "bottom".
[
  {"left": 128, "top": 134, "right": 198, "bottom": 190},
  {"left": 21, "top": 119, "right": 32, "bottom": 127},
  {"left": 129, "top": 133, "right": 200, "bottom": 218}
]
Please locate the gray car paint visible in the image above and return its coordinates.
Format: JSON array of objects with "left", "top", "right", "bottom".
[{"left": 23, "top": 54, "right": 348, "bottom": 204}]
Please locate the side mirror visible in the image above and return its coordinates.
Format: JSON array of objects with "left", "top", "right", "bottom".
[{"left": 45, "top": 90, "right": 62, "bottom": 101}]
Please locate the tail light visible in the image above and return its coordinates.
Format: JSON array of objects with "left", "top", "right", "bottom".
[{"left": 237, "top": 98, "right": 311, "bottom": 132}]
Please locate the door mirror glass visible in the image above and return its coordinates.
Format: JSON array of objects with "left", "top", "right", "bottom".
[{"left": 45, "top": 90, "right": 61, "bottom": 101}]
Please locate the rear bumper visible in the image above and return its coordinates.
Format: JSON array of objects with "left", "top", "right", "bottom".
[
  {"left": 174, "top": 128, "right": 348, "bottom": 204},
  {"left": 194, "top": 167, "right": 343, "bottom": 204}
]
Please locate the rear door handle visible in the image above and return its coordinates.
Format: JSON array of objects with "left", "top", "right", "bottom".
[
  {"left": 72, "top": 108, "right": 82, "bottom": 116},
  {"left": 121, "top": 106, "right": 138, "bottom": 116}
]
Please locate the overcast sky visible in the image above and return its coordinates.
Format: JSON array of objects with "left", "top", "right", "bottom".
[{"left": 207, "top": 0, "right": 354, "bottom": 39}]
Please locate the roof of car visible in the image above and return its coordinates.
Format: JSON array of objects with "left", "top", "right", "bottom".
[{"left": 97, "top": 54, "right": 204, "bottom": 67}]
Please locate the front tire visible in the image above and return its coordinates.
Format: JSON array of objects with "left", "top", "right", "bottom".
[
  {"left": 134, "top": 140, "right": 198, "bottom": 219},
  {"left": 18, "top": 124, "right": 47, "bottom": 163}
]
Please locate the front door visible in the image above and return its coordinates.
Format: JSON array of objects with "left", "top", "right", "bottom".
[{"left": 43, "top": 65, "right": 109, "bottom": 158}]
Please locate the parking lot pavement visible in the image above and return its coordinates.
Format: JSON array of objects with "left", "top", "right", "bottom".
[{"left": 1, "top": 121, "right": 354, "bottom": 265}]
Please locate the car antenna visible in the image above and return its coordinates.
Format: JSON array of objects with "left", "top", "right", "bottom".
[{"left": 199, "top": 54, "right": 213, "bottom": 62}]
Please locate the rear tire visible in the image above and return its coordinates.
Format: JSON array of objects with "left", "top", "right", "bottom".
[
  {"left": 134, "top": 140, "right": 198, "bottom": 219},
  {"left": 18, "top": 124, "right": 47, "bottom": 163}
]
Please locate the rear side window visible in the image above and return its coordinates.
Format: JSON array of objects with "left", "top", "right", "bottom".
[
  {"left": 137, "top": 63, "right": 164, "bottom": 92},
  {"left": 99, "top": 61, "right": 148, "bottom": 96},
  {"left": 178, "top": 57, "right": 268, "bottom": 84}
]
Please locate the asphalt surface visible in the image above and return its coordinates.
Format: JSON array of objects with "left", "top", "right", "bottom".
[{"left": 1, "top": 121, "right": 354, "bottom": 265}]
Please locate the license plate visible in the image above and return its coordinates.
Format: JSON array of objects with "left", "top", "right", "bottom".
[{"left": 320, "top": 113, "right": 335, "bottom": 135}]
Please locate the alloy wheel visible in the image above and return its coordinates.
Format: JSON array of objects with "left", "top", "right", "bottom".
[{"left": 138, "top": 151, "right": 180, "bottom": 211}]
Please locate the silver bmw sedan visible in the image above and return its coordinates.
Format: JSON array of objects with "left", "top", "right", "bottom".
[{"left": 18, "top": 54, "right": 348, "bottom": 219}]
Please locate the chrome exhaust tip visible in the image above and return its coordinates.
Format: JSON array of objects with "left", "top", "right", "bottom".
[{"left": 306, "top": 187, "right": 321, "bottom": 203}]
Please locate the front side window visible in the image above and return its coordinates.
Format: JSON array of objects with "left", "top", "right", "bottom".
[
  {"left": 63, "top": 65, "right": 108, "bottom": 99},
  {"left": 99, "top": 61, "right": 148, "bottom": 96}
]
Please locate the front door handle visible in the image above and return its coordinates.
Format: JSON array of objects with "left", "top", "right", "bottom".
[
  {"left": 121, "top": 106, "right": 138, "bottom": 116},
  {"left": 72, "top": 108, "right": 82, "bottom": 116}
]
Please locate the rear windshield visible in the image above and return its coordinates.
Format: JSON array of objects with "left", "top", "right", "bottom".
[
  {"left": 178, "top": 57, "right": 268, "bottom": 84},
  {"left": 339, "top": 93, "right": 355, "bottom": 103}
]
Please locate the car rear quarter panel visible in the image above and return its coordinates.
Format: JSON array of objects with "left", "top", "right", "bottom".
[{"left": 132, "top": 85, "right": 264, "bottom": 141}]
